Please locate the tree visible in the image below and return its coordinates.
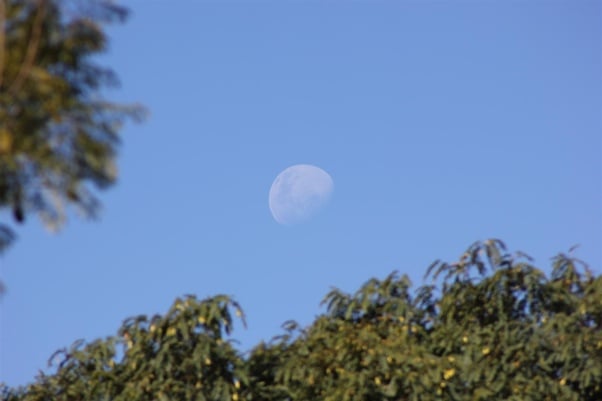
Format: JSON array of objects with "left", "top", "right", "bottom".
[
  {"left": 1, "top": 294, "right": 248, "bottom": 401},
  {"left": 2, "top": 240, "right": 601, "bottom": 401},
  {"left": 269, "top": 240, "right": 602, "bottom": 401},
  {"left": 0, "top": 0, "right": 145, "bottom": 253}
]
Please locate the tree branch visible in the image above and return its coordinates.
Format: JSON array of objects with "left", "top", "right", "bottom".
[
  {"left": 0, "top": 0, "right": 6, "bottom": 89},
  {"left": 7, "top": 0, "right": 46, "bottom": 95}
]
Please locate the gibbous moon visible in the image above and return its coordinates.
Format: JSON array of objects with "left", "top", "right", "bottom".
[{"left": 269, "top": 164, "right": 334, "bottom": 225}]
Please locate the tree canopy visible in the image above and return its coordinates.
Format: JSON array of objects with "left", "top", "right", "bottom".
[
  {"left": 0, "top": 0, "right": 144, "bottom": 252},
  {"left": 2, "top": 240, "right": 601, "bottom": 401}
]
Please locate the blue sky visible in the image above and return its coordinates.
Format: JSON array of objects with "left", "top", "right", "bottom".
[{"left": 1, "top": 0, "right": 601, "bottom": 387}]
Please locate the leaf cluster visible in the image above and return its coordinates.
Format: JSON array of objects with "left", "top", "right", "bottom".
[
  {"left": 2, "top": 295, "right": 246, "bottom": 401},
  {"left": 0, "top": 0, "right": 145, "bottom": 251}
]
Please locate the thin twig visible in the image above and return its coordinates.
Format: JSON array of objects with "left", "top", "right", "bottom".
[
  {"left": 7, "top": 0, "right": 46, "bottom": 95},
  {"left": 0, "top": 0, "right": 6, "bottom": 89}
]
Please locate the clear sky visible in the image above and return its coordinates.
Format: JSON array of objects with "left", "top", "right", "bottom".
[{"left": 1, "top": 0, "right": 601, "bottom": 387}]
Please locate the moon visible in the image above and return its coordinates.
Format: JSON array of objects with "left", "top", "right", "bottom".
[{"left": 269, "top": 164, "right": 334, "bottom": 225}]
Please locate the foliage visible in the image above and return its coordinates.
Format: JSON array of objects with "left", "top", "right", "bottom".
[
  {"left": 269, "top": 240, "right": 601, "bottom": 401},
  {"left": 0, "top": 0, "right": 145, "bottom": 252},
  {"left": 2, "top": 295, "right": 247, "bottom": 401},
  {"left": 2, "top": 240, "right": 601, "bottom": 400}
]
